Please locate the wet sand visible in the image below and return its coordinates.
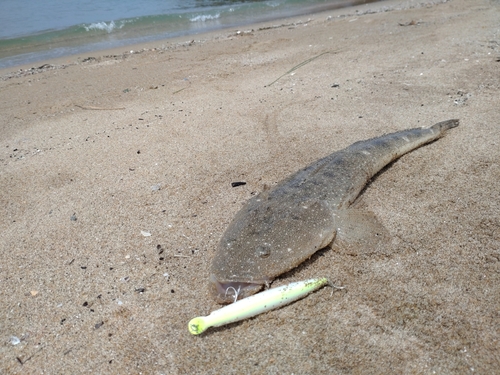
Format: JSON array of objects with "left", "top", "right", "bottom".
[{"left": 1, "top": 0, "right": 499, "bottom": 373}]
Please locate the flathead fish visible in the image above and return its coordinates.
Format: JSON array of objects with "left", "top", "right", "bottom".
[{"left": 210, "top": 119, "right": 459, "bottom": 303}]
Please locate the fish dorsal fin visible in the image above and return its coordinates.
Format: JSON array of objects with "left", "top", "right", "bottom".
[{"left": 331, "top": 209, "right": 390, "bottom": 256}]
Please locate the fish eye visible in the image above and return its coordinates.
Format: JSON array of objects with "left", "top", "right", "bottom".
[{"left": 256, "top": 244, "right": 271, "bottom": 258}]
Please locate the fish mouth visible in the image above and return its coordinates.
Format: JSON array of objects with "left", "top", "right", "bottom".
[{"left": 210, "top": 274, "right": 266, "bottom": 304}]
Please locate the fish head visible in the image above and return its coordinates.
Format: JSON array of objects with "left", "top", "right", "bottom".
[{"left": 210, "top": 197, "right": 336, "bottom": 303}]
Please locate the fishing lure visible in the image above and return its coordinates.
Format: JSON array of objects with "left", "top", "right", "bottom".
[{"left": 188, "top": 277, "right": 341, "bottom": 335}]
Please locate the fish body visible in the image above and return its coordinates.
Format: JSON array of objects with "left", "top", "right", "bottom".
[{"left": 211, "top": 119, "right": 459, "bottom": 303}]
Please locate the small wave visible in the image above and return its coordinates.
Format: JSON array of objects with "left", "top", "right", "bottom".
[
  {"left": 84, "top": 20, "right": 121, "bottom": 33},
  {"left": 189, "top": 13, "right": 220, "bottom": 22},
  {"left": 265, "top": 1, "right": 282, "bottom": 7}
]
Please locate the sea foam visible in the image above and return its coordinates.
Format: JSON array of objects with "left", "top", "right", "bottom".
[
  {"left": 84, "top": 20, "right": 121, "bottom": 33},
  {"left": 189, "top": 13, "right": 220, "bottom": 22}
]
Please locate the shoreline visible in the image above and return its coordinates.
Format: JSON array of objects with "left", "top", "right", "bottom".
[
  {"left": 2, "top": 0, "right": 500, "bottom": 373},
  {"left": 0, "top": 0, "right": 381, "bottom": 71},
  {"left": 1, "top": 0, "right": 447, "bottom": 77}
]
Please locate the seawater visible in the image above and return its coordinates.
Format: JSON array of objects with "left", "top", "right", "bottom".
[{"left": 0, "top": 0, "right": 380, "bottom": 69}]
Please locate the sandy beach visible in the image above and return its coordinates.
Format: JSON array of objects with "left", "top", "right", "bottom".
[{"left": 1, "top": 0, "right": 499, "bottom": 373}]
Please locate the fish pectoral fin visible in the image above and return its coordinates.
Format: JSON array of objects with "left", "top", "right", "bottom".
[{"left": 331, "top": 209, "right": 390, "bottom": 256}]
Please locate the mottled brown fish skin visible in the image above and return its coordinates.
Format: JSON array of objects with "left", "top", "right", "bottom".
[{"left": 211, "top": 119, "right": 459, "bottom": 303}]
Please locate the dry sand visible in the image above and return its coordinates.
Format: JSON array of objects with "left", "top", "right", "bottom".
[{"left": 1, "top": 0, "right": 499, "bottom": 373}]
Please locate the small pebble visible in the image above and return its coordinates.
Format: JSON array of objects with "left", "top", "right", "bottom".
[{"left": 231, "top": 181, "right": 246, "bottom": 187}]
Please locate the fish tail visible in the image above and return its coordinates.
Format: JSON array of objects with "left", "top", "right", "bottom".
[{"left": 428, "top": 119, "right": 460, "bottom": 134}]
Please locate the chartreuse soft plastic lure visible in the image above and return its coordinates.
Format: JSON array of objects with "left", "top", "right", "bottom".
[{"left": 188, "top": 277, "right": 339, "bottom": 335}]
